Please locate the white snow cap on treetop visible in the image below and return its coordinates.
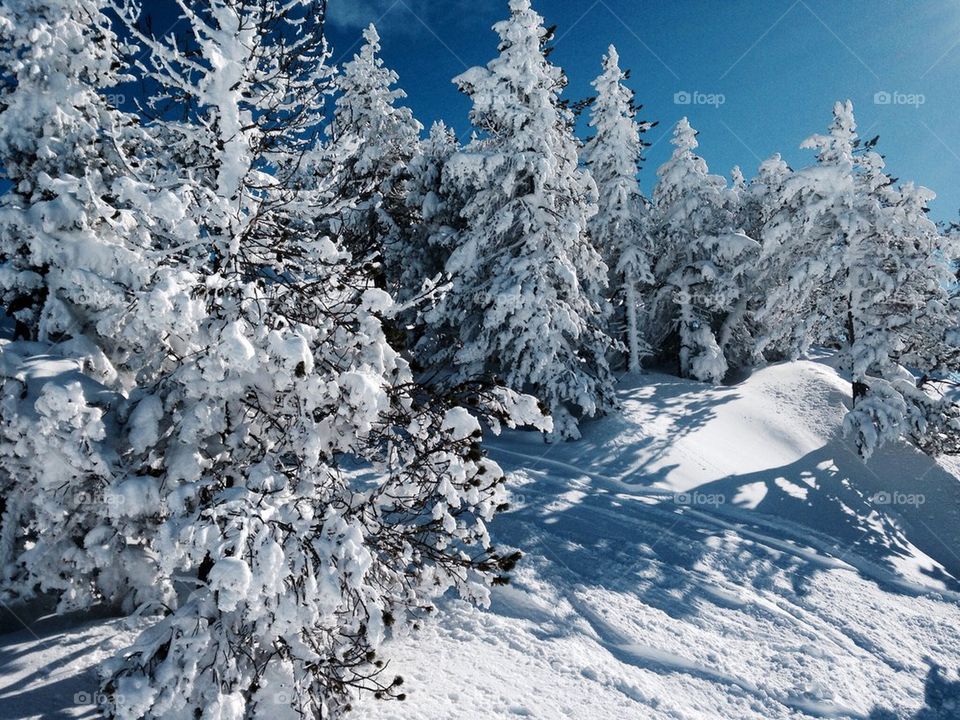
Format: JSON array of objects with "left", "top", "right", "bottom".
[
  {"left": 362, "top": 23, "right": 380, "bottom": 46},
  {"left": 606, "top": 44, "right": 620, "bottom": 66},
  {"left": 510, "top": 0, "right": 532, "bottom": 12},
  {"left": 673, "top": 117, "right": 699, "bottom": 151}
]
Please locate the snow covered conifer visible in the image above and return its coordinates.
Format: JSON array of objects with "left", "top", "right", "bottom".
[
  {"left": 583, "top": 45, "right": 655, "bottom": 373},
  {"left": 429, "top": 0, "right": 617, "bottom": 439},
  {"left": 754, "top": 101, "right": 960, "bottom": 457},
  {"left": 0, "top": 0, "right": 199, "bottom": 620},
  {"left": 755, "top": 101, "right": 859, "bottom": 360},
  {"left": 326, "top": 23, "right": 422, "bottom": 270},
  {"left": 388, "top": 121, "right": 463, "bottom": 346},
  {"left": 720, "top": 155, "right": 794, "bottom": 367},
  {"left": 0, "top": 0, "right": 179, "bottom": 388},
  {"left": 740, "top": 154, "right": 792, "bottom": 245},
  {"left": 840, "top": 154, "right": 960, "bottom": 457},
  {"left": 649, "top": 118, "right": 758, "bottom": 382}
]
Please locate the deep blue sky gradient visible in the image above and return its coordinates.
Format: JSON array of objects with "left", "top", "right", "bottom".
[
  {"left": 325, "top": 0, "right": 960, "bottom": 222},
  {"left": 68, "top": 1, "right": 960, "bottom": 223}
]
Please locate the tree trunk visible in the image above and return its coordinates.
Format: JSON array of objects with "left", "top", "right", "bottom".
[
  {"left": 846, "top": 300, "right": 868, "bottom": 404},
  {"left": 624, "top": 278, "right": 641, "bottom": 374}
]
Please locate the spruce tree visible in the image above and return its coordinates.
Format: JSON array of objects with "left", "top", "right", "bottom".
[
  {"left": 649, "top": 118, "right": 758, "bottom": 383},
  {"left": 429, "top": 0, "right": 616, "bottom": 439},
  {"left": 389, "top": 120, "right": 463, "bottom": 348},
  {"left": 583, "top": 45, "right": 654, "bottom": 374},
  {"left": 325, "top": 23, "right": 422, "bottom": 271}
]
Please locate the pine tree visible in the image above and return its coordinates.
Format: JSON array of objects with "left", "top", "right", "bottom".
[
  {"left": 388, "top": 120, "right": 463, "bottom": 348},
  {"left": 0, "top": 0, "right": 194, "bottom": 618},
  {"left": 325, "top": 23, "right": 422, "bottom": 270},
  {"left": 754, "top": 101, "right": 960, "bottom": 457},
  {"left": 582, "top": 45, "right": 654, "bottom": 374},
  {"left": 0, "top": 0, "right": 176, "bottom": 388},
  {"left": 720, "top": 155, "right": 794, "bottom": 369},
  {"left": 841, "top": 153, "right": 960, "bottom": 457},
  {"left": 429, "top": 0, "right": 616, "bottom": 439},
  {"left": 649, "top": 118, "right": 758, "bottom": 383},
  {"left": 756, "top": 101, "right": 859, "bottom": 361}
]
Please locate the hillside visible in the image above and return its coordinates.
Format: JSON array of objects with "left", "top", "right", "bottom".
[{"left": 2, "top": 359, "right": 960, "bottom": 719}]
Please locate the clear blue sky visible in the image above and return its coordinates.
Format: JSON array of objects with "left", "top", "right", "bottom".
[{"left": 326, "top": 0, "right": 960, "bottom": 223}]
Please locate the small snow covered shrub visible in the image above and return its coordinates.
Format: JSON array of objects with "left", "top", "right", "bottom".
[
  {"left": 85, "top": 1, "right": 523, "bottom": 717},
  {"left": 0, "top": 374, "right": 113, "bottom": 609}
]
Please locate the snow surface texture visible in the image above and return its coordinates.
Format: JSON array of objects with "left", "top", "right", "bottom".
[{"left": 3, "top": 359, "right": 960, "bottom": 719}]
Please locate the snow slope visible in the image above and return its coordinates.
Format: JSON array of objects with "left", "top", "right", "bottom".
[{"left": 3, "top": 359, "right": 960, "bottom": 719}]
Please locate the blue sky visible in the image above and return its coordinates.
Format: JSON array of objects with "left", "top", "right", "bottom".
[{"left": 326, "top": 0, "right": 960, "bottom": 223}]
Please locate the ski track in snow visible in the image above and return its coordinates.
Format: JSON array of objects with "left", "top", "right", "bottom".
[{"left": 3, "top": 360, "right": 960, "bottom": 719}]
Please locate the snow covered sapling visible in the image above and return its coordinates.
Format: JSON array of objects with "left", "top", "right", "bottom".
[
  {"left": 649, "top": 118, "right": 758, "bottom": 382},
  {"left": 387, "top": 121, "right": 463, "bottom": 351},
  {"left": 429, "top": 0, "right": 617, "bottom": 438},
  {"left": 0, "top": 367, "right": 167, "bottom": 614},
  {"left": 583, "top": 45, "right": 655, "bottom": 373},
  {"left": 324, "top": 23, "right": 422, "bottom": 271}
]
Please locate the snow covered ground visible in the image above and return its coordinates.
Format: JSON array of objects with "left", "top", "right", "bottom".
[{"left": 3, "top": 359, "right": 960, "bottom": 719}]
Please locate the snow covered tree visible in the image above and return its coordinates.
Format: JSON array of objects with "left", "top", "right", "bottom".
[
  {"left": 840, "top": 155, "right": 960, "bottom": 458},
  {"left": 719, "top": 155, "right": 794, "bottom": 368},
  {"left": 91, "top": 3, "right": 524, "bottom": 717},
  {"left": 387, "top": 120, "right": 463, "bottom": 347},
  {"left": 425, "top": 0, "right": 616, "bottom": 439},
  {"left": 325, "top": 23, "right": 422, "bottom": 272},
  {"left": 582, "top": 45, "right": 655, "bottom": 373},
  {"left": 648, "top": 118, "right": 758, "bottom": 382},
  {"left": 754, "top": 101, "right": 960, "bottom": 457},
  {"left": 0, "top": 0, "right": 202, "bottom": 621},
  {"left": 755, "top": 101, "right": 861, "bottom": 361},
  {"left": 0, "top": 0, "right": 183, "bottom": 389}
]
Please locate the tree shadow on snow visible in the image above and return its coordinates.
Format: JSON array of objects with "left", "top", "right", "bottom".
[
  {"left": 690, "top": 440, "right": 960, "bottom": 594},
  {"left": 870, "top": 665, "right": 960, "bottom": 720},
  {"left": 0, "top": 608, "right": 127, "bottom": 719}
]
